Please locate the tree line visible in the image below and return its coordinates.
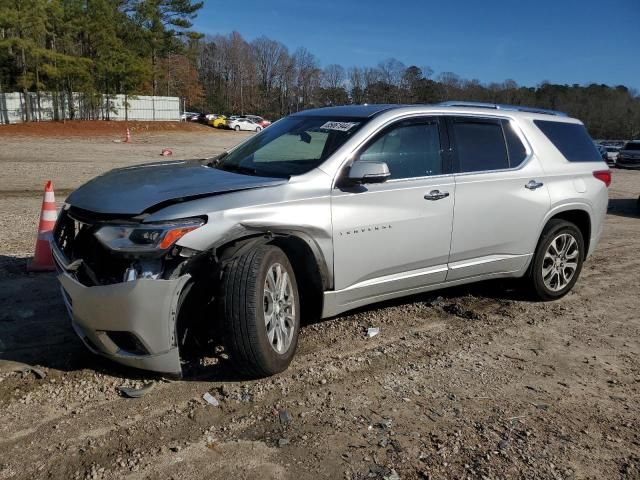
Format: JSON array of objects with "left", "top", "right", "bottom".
[
  {"left": 0, "top": 0, "right": 203, "bottom": 120},
  {"left": 1, "top": 1, "right": 639, "bottom": 139}
]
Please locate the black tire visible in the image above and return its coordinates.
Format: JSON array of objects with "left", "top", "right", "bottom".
[
  {"left": 255, "top": 127, "right": 261, "bottom": 132},
  {"left": 234, "top": 125, "right": 240, "bottom": 131},
  {"left": 220, "top": 244, "right": 300, "bottom": 377},
  {"left": 527, "top": 219, "right": 585, "bottom": 300}
]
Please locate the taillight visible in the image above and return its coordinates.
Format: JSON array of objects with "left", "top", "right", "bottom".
[{"left": 593, "top": 170, "right": 611, "bottom": 187}]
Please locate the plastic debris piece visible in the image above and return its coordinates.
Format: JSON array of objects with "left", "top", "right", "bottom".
[
  {"left": 30, "top": 366, "right": 47, "bottom": 379},
  {"left": 0, "top": 360, "right": 46, "bottom": 379},
  {"left": 384, "top": 469, "right": 401, "bottom": 480},
  {"left": 279, "top": 409, "right": 293, "bottom": 426},
  {"left": 367, "top": 327, "right": 380, "bottom": 338},
  {"left": 118, "top": 382, "right": 155, "bottom": 398},
  {"left": 278, "top": 438, "right": 290, "bottom": 447},
  {"left": 203, "top": 392, "right": 220, "bottom": 406},
  {"left": 377, "top": 418, "right": 393, "bottom": 429}
]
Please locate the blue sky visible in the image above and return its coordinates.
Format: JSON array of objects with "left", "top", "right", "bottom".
[{"left": 194, "top": 0, "right": 639, "bottom": 90}]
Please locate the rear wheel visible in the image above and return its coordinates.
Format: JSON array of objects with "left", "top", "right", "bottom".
[
  {"left": 527, "top": 219, "right": 584, "bottom": 300},
  {"left": 255, "top": 126, "right": 262, "bottom": 132},
  {"left": 234, "top": 125, "right": 240, "bottom": 131},
  {"left": 220, "top": 244, "right": 300, "bottom": 377}
]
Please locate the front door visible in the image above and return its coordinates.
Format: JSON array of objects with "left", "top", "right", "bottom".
[{"left": 331, "top": 117, "right": 455, "bottom": 311}]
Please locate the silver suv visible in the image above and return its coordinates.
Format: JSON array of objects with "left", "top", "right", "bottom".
[{"left": 51, "top": 102, "right": 610, "bottom": 377}]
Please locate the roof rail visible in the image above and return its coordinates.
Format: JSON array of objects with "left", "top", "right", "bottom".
[{"left": 438, "top": 101, "right": 567, "bottom": 117}]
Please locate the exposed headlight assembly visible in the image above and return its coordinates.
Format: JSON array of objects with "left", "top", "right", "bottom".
[{"left": 94, "top": 218, "right": 205, "bottom": 253}]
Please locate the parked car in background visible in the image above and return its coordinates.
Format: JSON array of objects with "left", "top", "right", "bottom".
[
  {"left": 604, "top": 146, "right": 620, "bottom": 167},
  {"left": 617, "top": 140, "right": 640, "bottom": 169},
  {"left": 190, "top": 113, "right": 208, "bottom": 124},
  {"left": 52, "top": 102, "right": 609, "bottom": 377},
  {"left": 227, "top": 117, "right": 263, "bottom": 132},
  {"left": 209, "top": 115, "right": 228, "bottom": 129},
  {"left": 181, "top": 111, "right": 198, "bottom": 121},
  {"left": 245, "top": 115, "right": 272, "bottom": 128},
  {"left": 596, "top": 144, "right": 608, "bottom": 164}
]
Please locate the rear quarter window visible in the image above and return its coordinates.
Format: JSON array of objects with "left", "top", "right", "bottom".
[{"left": 534, "top": 120, "right": 601, "bottom": 162}]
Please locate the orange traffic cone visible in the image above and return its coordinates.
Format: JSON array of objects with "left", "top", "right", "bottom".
[
  {"left": 124, "top": 128, "right": 131, "bottom": 143},
  {"left": 27, "top": 180, "right": 57, "bottom": 272}
]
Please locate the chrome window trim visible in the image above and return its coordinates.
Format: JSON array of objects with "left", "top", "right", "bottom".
[
  {"left": 332, "top": 113, "right": 446, "bottom": 188},
  {"left": 331, "top": 112, "right": 536, "bottom": 188},
  {"left": 447, "top": 115, "right": 535, "bottom": 178},
  {"left": 382, "top": 172, "right": 455, "bottom": 184}
]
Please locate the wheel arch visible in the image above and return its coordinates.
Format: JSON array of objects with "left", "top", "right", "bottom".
[
  {"left": 214, "top": 230, "right": 329, "bottom": 324},
  {"left": 538, "top": 203, "right": 592, "bottom": 256}
]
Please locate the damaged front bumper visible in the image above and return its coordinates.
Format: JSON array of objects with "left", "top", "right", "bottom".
[{"left": 52, "top": 243, "right": 190, "bottom": 376}]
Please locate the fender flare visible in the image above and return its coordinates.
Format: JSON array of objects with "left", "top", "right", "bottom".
[
  {"left": 537, "top": 202, "right": 593, "bottom": 232},
  {"left": 211, "top": 226, "right": 332, "bottom": 291}
]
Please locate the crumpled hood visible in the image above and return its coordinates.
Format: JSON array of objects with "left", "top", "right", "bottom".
[{"left": 65, "top": 160, "right": 287, "bottom": 215}]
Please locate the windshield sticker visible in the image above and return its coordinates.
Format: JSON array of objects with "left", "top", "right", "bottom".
[{"left": 320, "top": 121, "right": 359, "bottom": 132}]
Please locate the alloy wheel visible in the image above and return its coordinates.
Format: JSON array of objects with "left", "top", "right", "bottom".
[
  {"left": 263, "top": 263, "right": 296, "bottom": 354},
  {"left": 541, "top": 233, "right": 579, "bottom": 292}
]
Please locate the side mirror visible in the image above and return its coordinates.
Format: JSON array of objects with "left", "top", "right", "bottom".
[{"left": 348, "top": 161, "right": 391, "bottom": 184}]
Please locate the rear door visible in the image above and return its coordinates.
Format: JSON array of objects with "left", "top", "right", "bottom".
[{"left": 446, "top": 116, "right": 550, "bottom": 281}]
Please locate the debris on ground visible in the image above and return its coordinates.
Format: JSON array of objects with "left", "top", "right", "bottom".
[
  {"left": 442, "top": 302, "right": 483, "bottom": 320},
  {"left": 0, "top": 360, "right": 46, "bottom": 379},
  {"left": 384, "top": 469, "right": 401, "bottom": 480},
  {"left": 279, "top": 409, "right": 293, "bottom": 426},
  {"left": 367, "top": 327, "right": 380, "bottom": 338},
  {"left": 117, "top": 382, "right": 155, "bottom": 398},
  {"left": 203, "top": 392, "right": 220, "bottom": 406}
]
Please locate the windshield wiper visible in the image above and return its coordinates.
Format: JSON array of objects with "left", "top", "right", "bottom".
[
  {"left": 202, "top": 151, "right": 228, "bottom": 168},
  {"left": 216, "top": 163, "right": 258, "bottom": 176}
]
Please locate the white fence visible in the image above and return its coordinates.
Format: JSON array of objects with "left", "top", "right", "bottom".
[{"left": 0, "top": 92, "right": 181, "bottom": 124}]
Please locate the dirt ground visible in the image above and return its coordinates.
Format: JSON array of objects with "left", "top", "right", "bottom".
[{"left": 0, "top": 125, "right": 639, "bottom": 480}]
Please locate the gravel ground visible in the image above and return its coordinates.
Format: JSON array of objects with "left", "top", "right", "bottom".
[{"left": 0, "top": 128, "right": 639, "bottom": 480}]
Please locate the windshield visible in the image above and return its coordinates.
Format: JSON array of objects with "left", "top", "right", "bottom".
[
  {"left": 624, "top": 142, "right": 640, "bottom": 151},
  {"left": 212, "top": 116, "right": 367, "bottom": 178}
]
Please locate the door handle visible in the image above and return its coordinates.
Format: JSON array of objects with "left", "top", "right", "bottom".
[
  {"left": 525, "top": 180, "right": 544, "bottom": 190},
  {"left": 424, "top": 190, "right": 450, "bottom": 201}
]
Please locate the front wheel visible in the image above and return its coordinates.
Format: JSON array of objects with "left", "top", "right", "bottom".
[
  {"left": 255, "top": 126, "right": 262, "bottom": 132},
  {"left": 527, "top": 219, "right": 585, "bottom": 300},
  {"left": 220, "top": 244, "right": 300, "bottom": 377},
  {"left": 234, "top": 125, "right": 240, "bottom": 131}
]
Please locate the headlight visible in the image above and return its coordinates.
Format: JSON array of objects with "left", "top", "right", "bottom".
[{"left": 94, "top": 218, "right": 204, "bottom": 253}]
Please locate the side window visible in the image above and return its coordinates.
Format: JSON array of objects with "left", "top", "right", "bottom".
[
  {"left": 502, "top": 120, "right": 528, "bottom": 167},
  {"left": 357, "top": 121, "right": 442, "bottom": 179},
  {"left": 451, "top": 118, "right": 509, "bottom": 173},
  {"left": 534, "top": 120, "right": 601, "bottom": 162}
]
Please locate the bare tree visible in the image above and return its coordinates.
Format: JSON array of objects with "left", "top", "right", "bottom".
[
  {"left": 251, "top": 36, "right": 285, "bottom": 93},
  {"left": 322, "top": 64, "right": 345, "bottom": 89},
  {"left": 293, "top": 47, "right": 320, "bottom": 110},
  {"left": 348, "top": 66, "right": 365, "bottom": 104}
]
